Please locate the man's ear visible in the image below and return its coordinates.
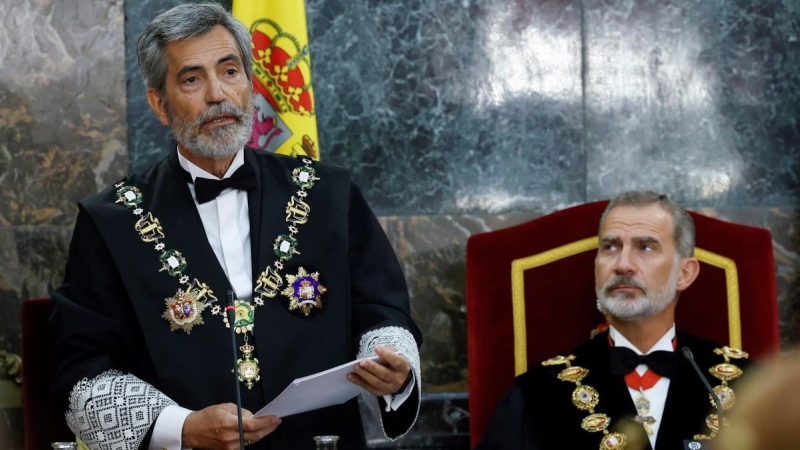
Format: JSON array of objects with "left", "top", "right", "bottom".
[
  {"left": 146, "top": 88, "right": 170, "bottom": 126},
  {"left": 676, "top": 257, "right": 700, "bottom": 292}
]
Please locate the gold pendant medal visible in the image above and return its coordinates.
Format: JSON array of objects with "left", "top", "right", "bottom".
[
  {"left": 221, "top": 300, "right": 260, "bottom": 390},
  {"left": 237, "top": 340, "right": 261, "bottom": 390}
]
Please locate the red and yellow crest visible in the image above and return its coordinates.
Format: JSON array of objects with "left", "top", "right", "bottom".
[{"left": 233, "top": 0, "right": 320, "bottom": 160}]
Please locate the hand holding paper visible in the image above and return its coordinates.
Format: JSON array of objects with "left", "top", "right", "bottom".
[
  {"left": 254, "top": 356, "right": 380, "bottom": 418},
  {"left": 347, "top": 346, "right": 412, "bottom": 397}
]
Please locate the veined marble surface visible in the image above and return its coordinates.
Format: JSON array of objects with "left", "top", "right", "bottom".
[
  {"left": 0, "top": 0, "right": 127, "bottom": 226},
  {"left": 584, "top": 0, "right": 800, "bottom": 206},
  {"left": 0, "top": 0, "right": 127, "bottom": 354},
  {"left": 307, "top": 0, "right": 586, "bottom": 216},
  {"left": 0, "top": 2, "right": 127, "bottom": 448}
]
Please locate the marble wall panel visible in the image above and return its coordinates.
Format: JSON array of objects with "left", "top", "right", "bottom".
[
  {"left": 0, "top": 0, "right": 128, "bottom": 227},
  {"left": 0, "top": 2, "right": 127, "bottom": 445},
  {"left": 583, "top": 0, "right": 800, "bottom": 207},
  {"left": 0, "top": 226, "right": 72, "bottom": 355},
  {"left": 307, "top": 0, "right": 586, "bottom": 216}
]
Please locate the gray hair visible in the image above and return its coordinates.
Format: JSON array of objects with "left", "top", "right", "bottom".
[
  {"left": 136, "top": 3, "right": 253, "bottom": 94},
  {"left": 598, "top": 191, "right": 696, "bottom": 258}
]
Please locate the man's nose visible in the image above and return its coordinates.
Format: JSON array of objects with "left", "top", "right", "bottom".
[
  {"left": 205, "top": 77, "right": 227, "bottom": 103},
  {"left": 613, "top": 248, "right": 635, "bottom": 275}
]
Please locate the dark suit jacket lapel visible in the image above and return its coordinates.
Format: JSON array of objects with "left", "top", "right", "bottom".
[
  {"left": 249, "top": 149, "right": 296, "bottom": 271},
  {"left": 244, "top": 148, "right": 264, "bottom": 279}
]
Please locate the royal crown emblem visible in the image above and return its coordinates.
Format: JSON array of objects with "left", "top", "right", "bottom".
[
  {"left": 248, "top": 18, "right": 318, "bottom": 158},
  {"left": 251, "top": 19, "right": 315, "bottom": 118}
]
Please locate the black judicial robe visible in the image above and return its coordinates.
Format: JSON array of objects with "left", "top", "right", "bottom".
[
  {"left": 51, "top": 148, "right": 422, "bottom": 449},
  {"left": 478, "top": 331, "right": 749, "bottom": 450}
]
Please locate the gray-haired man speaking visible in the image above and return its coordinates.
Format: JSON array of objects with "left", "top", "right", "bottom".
[{"left": 51, "top": 4, "right": 422, "bottom": 449}]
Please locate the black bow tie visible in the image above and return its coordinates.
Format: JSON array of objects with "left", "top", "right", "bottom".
[
  {"left": 191, "top": 163, "right": 257, "bottom": 204},
  {"left": 609, "top": 346, "right": 676, "bottom": 378}
]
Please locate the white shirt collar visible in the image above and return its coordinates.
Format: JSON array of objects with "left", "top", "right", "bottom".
[
  {"left": 176, "top": 147, "right": 245, "bottom": 182},
  {"left": 609, "top": 324, "right": 676, "bottom": 355}
]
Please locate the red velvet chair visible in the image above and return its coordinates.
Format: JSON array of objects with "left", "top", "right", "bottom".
[
  {"left": 21, "top": 298, "right": 74, "bottom": 450},
  {"left": 465, "top": 200, "right": 780, "bottom": 448}
]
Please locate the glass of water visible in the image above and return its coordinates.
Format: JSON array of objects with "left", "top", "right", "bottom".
[
  {"left": 51, "top": 443, "right": 77, "bottom": 450},
  {"left": 313, "top": 435, "right": 340, "bottom": 450}
]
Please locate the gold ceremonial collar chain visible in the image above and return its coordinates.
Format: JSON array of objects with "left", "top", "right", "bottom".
[
  {"left": 542, "top": 345, "right": 748, "bottom": 449},
  {"left": 112, "top": 156, "right": 321, "bottom": 389}
]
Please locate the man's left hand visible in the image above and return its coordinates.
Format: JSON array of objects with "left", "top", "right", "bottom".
[{"left": 347, "top": 346, "right": 411, "bottom": 397}]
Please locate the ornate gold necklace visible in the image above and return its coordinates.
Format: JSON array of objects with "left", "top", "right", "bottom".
[
  {"left": 543, "top": 355, "right": 629, "bottom": 449},
  {"left": 113, "top": 156, "right": 324, "bottom": 389},
  {"left": 543, "top": 345, "right": 748, "bottom": 448}
]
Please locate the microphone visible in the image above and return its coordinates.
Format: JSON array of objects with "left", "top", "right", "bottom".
[
  {"left": 681, "top": 347, "right": 723, "bottom": 430},
  {"left": 226, "top": 291, "right": 246, "bottom": 449}
]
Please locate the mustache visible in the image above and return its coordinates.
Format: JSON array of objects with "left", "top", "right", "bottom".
[
  {"left": 194, "top": 101, "right": 248, "bottom": 126},
  {"left": 603, "top": 276, "right": 646, "bottom": 293}
]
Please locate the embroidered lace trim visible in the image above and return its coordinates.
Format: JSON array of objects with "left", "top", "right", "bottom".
[
  {"left": 357, "top": 326, "right": 421, "bottom": 440},
  {"left": 65, "top": 370, "right": 175, "bottom": 450}
]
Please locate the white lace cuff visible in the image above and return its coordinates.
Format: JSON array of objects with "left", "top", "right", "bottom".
[
  {"left": 65, "top": 370, "right": 176, "bottom": 450},
  {"left": 356, "top": 326, "right": 421, "bottom": 440}
]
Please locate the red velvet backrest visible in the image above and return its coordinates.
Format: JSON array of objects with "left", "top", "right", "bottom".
[
  {"left": 465, "top": 200, "right": 779, "bottom": 448},
  {"left": 21, "top": 298, "right": 74, "bottom": 450}
]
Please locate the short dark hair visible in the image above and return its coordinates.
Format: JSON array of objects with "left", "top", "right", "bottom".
[
  {"left": 599, "top": 191, "right": 695, "bottom": 258},
  {"left": 136, "top": 3, "right": 252, "bottom": 93}
]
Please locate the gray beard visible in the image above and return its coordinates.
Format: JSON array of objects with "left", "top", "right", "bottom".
[
  {"left": 166, "top": 99, "right": 254, "bottom": 160},
  {"left": 597, "top": 264, "right": 680, "bottom": 321}
]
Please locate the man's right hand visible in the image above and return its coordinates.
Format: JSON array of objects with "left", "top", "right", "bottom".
[{"left": 181, "top": 403, "right": 281, "bottom": 450}]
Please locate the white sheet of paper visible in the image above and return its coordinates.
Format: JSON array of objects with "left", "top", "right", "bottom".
[{"left": 254, "top": 355, "right": 381, "bottom": 418}]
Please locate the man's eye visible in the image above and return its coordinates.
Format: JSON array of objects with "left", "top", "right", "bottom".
[
  {"left": 226, "top": 68, "right": 238, "bottom": 76},
  {"left": 184, "top": 76, "right": 198, "bottom": 84}
]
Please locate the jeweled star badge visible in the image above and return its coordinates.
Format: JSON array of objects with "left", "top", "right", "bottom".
[
  {"left": 162, "top": 289, "right": 207, "bottom": 334},
  {"left": 282, "top": 267, "right": 327, "bottom": 317}
]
